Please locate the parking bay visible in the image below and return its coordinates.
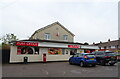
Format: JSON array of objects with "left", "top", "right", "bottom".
[{"left": 2, "top": 62, "right": 118, "bottom": 77}]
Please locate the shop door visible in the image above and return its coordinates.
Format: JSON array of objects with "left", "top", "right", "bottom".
[
  {"left": 70, "top": 49, "right": 77, "bottom": 55},
  {"left": 41, "top": 48, "right": 47, "bottom": 62}
]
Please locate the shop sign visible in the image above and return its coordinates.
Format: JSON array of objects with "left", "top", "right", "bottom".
[
  {"left": 16, "top": 41, "right": 38, "bottom": 46},
  {"left": 68, "top": 45, "right": 80, "bottom": 48}
]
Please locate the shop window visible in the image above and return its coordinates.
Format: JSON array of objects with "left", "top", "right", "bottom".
[
  {"left": 44, "top": 33, "right": 50, "bottom": 40},
  {"left": 17, "top": 46, "right": 39, "bottom": 55},
  {"left": 48, "top": 48, "right": 62, "bottom": 55},
  {"left": 62, "top": 49, "right": 65, "bottom": 55},
  {"left": 70, "top": 49, "right": 77, "bottom": 55},
  {"left": 66, "top": 50, "right": 68, "bottom": 54},
  {"left": 84, "top": 49, "right": 90, "bottom": 53}
]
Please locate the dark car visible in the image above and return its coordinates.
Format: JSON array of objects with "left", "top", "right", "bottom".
[
  {"left": 117, "top": 54, "right": 120, "bottom": 61},
  {"left": 92, "top": 51, "right": 117, "bottom": 66},
  {"left": 69, "top": 53, "right": 97, "bottom": 67}
]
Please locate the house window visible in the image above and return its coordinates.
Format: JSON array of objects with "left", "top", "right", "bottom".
[
  {"left": 104, "top": 46, "right": 106, "bottom": 49},
  {"left": 99, "top": 47, "right": 101, "bottom": 49},
  {"left": 116, "top": 45, "right": 119, "bottom": 49},
  {"left": 109, "top": 46, "right": 111, "bottom": 49},
  {"left": 63, "top": 35, "right": 68, "bottom": 41},
  {"left": 44, "top": 33, "right": 50, "bottom": 40}
]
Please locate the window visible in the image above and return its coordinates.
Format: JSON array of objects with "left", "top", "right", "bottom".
[
  {"left": 17, "top": 46, "right": 39, "bottom": 55},
  {"left": 104, "top": 46, "right": 106, "bottom": 49},
  {"left": 99, "top": 47, "right": 101, "bottom": 49},
  {"left": 77, "top": 53, "right": 83, "bottom": 57},
  {"left": 73, "top": 54, "right": 78, "bottom": 57},
  {"left": 109, "top": 46, "right": 111, "bottom": 49},
  {"left": 48, "top": 48, "right": 62, "bottom": 55},
  {"left": 96, "top": 52, "right": 104, "bottom": 55},
  {"left": 66, "top": 50, "right": 68, "bottom": 54},
  {"left": 62, "top": 49, "right": 65, "bottom": 55},
  {"left": 116, "top": 45, "right": 119, "bottom": 49},
  {"left": 70, "top": 49, "right": 77, "bottom": 55},
  {"left": 63, "top": 35, "right": 68, "bottom": 41},
  {"left": 44, "top": 33, "right": 50, "bottom": 40}
]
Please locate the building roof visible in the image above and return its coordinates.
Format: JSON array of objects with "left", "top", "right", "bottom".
[
  {"left": 30, "top": 22, "right": 75, "bottom": 39},
  {"left": 12, "top": 39, "right": 83, "bottom": 45},
  {"left": 93, "top": 39, "right": 120, "bottom": 46}
]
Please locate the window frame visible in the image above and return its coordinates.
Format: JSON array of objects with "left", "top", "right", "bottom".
[
  {"left": 63, "top": 35, "right": 68, "bottom": 41},
  {"left": 44, "top": 33, "right": 51, "bottom": 40}
]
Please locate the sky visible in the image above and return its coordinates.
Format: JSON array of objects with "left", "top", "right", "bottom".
[{"left": 0, "top": 0, "right": 119, "bottom": 44}]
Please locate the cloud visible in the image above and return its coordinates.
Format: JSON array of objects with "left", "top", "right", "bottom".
[{"left": 1, "top": 0, "right": 118, "bottom": 43}]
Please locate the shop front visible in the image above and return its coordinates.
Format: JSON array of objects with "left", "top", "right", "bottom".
[{"left": 10, "top": 40, "right": 99, "bottom": 63}]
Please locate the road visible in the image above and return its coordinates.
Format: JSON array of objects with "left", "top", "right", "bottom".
[{"left": 2, "top": 62, "right": 119, "bottom": 77}]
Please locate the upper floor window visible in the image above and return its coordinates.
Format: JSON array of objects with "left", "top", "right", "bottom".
[
  {"left": 44, "top": 33, "right": 50, "bottom": 40},
  {"left": 104, "top": 46, "right": 106, "bottom": 49},
  {"left": 99, "top": 47, "right": 101, "bottom": 49},
  {"left": 109, "top": 46, "right": 111, "bottom": 49},
  {"left": 63, "top": 35, "right": 68, "bottom": 41}
]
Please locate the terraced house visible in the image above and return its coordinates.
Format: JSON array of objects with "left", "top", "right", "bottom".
[{"left": 93, "top": 39, "right": 120, "bottom": 53}]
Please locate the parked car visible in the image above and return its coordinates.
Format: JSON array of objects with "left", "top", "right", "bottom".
[
  {"left": 92, "top": 51, "right": 117, "bottom": 66},
  {"left": 69, "top": 53, "right": 97, "bottom": 67},
  {"left": 117, "top": 54, "right": 120, "bottom": 61},
  {"left": 116, "top": 52, "right": 120, "bottom": 61}
]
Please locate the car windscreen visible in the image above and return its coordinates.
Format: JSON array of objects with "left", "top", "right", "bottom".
[
  {"left": 86, "top": 54, "right": 95, "bottom": 57},
  {"left": 105, "top": 52, "right": 116, "bottom": 56}
]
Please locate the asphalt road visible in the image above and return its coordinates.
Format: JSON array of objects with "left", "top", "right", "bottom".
[{"left": 2, "top": 62, "right": 119, "bottom": 77}]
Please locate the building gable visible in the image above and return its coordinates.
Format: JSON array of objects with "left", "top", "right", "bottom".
[{"left": 30, "top": 22, "right": 75, "bottom": 42}]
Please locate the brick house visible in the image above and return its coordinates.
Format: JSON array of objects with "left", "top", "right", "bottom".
[{"left": 93, "top": 39, "right": 120, "bottom": 52}]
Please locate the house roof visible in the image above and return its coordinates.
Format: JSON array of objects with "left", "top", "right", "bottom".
[
  {"left": 30, "top": 22, "right": 75, "bottom": 39},
  {"left": 93, "top": 39, "right": 120, "bottom": 46}
]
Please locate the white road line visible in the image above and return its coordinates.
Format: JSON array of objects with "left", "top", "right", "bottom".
[
  {"left": 63, "top": 71, "right": 66, "bottom": 75},
  {"left": 45, "top": 71, "right": 49, "bottom": 75}
]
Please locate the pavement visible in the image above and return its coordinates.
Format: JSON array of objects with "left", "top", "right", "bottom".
[{"left": 2, "top": 61, "right": 119, "bottom": 77}]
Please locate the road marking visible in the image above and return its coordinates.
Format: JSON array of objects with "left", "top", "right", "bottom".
[
  {"left": 45, "top": 71, "right": 49, "bottom": 75},
  {"left": 41, "top": 69, "right": 49, "bottom": 75},
  {"left": 63, "top": 71, "right": 66, "bottom": 75}
]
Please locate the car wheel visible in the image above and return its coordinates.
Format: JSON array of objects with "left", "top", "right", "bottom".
[
  {"left": 69, "top": 61, "right": 73, "bottom": 65},
  {"left": 69, "top": 60, "right": 73, "bottom": 65},
  {"left": 80, "top": 61, "right": 85, "bottom": 67},
  {"left": 100, "top": 60, "right": 106, "bottom": 66},
  {"left": 92, "top": 64, "right": 96, "bottom": 67},
  {"left": 109, "top": 63, "right": 114, "bottom": 66}
]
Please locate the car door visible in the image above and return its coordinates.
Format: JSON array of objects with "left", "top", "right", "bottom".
[
  {"left": 75, "top": 53, "right": 83, "bottom": 64},
  {"left": 96, "top": 52, "right": 104, "bottom": 63},
  {"left": 70, "top": 54, "right": 77, "bottom": 64}
]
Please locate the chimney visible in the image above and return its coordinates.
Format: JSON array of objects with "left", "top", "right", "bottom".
[{"left": 108, "top": 39, "right": 110, "bottom": 42}]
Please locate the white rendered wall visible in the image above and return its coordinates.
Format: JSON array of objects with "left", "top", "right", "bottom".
[{"left": 10, "top": 46, "right": 42, "bottom": 63}]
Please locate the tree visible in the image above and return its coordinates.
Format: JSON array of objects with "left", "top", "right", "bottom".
[
  {"left": 84, "top": 42, "right": 89, "bottom": 45},
  {"left": 0, "top": 33, "right": 18, "bottom": 45}
]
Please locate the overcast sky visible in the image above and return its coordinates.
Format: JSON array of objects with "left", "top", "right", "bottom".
[{"left": 0, "top": 0, "right": 119, "bottom": 44}]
